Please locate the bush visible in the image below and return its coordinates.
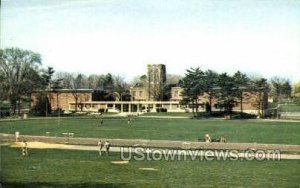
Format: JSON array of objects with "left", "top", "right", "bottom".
[
  {"left": 98, "top": 109, "right": 106, "bottom": 113},
  {"left": 294, "top": 96, "right": 300, "bottom": 106},
  {"left": 156, "top": 108, "right": 167, "bottom": 112},
  {"left": 195, "top": 111, "right": 257, "bottom": 119},
  {"left": 0, "top": 109, "right": 10, "bottom": 118},
  {"left": 232, "top": 112, "right": 257, "bottom": 119},
  {"left": 0, "top": 103, "right": 11, "bottom": 118}
]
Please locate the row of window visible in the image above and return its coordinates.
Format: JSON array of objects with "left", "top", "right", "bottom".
[
  {"left": 131, "top": 90, "right": 181, "bottom": 98},
  {"left": 131, "top": 91, "right": 144, "bottom": 98}
]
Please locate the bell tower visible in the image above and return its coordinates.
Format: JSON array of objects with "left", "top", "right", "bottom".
[{"left": 147, "top": 64, "right": 166, "bottom": 101}]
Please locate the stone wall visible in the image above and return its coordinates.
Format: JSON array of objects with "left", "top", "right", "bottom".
[{"left": 130, "top": 87, "right": 147, "bottom": 101}]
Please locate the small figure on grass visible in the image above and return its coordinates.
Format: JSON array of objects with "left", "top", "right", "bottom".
[
  {"left": 99, "top": 119, "right": 104, "bottom": 127},
  {"left": 15, "top": 131, "right": 20, "bottom": 142},
  {"left": 21, "top": 140, "right": 28, "bottom": 157},
  {"left": 127, "top": 117, "right": 131, "bottom": 124},
  {"left": 220, "top": 136, "right": 226, "bottom": 143},
  {"left": 104, "top": 141, "right": 110, "bottom": 156},
  {"left": 205, "top": 134, "right": 211, "bottom": 143},
  {"left": 98, "top": 139, "right": 103, "bottom": 156}
]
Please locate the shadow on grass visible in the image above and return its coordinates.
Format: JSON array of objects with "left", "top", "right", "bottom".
[{"left": 193, "top": 111, "right": 257, "bottom": 119}]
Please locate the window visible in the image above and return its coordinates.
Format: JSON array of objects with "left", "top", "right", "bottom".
[{"left": 174, "top": 91, "right": 179, "bottom": 97}]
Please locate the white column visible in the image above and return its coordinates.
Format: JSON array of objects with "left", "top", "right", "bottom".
[
  {"left": 152, "top": 103, "right": 156, "bottom": 112},
  {"left": 121, "top": 104, "right": 123, "bottom": 112},
  {"left": 128, "top": 103, "right": 131, "bottom": 112}
]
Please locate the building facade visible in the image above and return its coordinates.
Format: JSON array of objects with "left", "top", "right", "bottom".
[{"left": 31, "top": 64, "right": 268, "bottom": 115}]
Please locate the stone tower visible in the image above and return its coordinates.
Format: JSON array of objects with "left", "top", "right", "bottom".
[{"left": 147, "top": 64, "right": 166, "bottom": 101}]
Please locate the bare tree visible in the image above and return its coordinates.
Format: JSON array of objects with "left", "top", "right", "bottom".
[
  {"left": 0, "top": 48, "right": 42, "bottom": 114},
  {"left": 270, "top": 77, "right": 292, "bottom": 102},
  {"left": 113, "top": 75, "right": 130, "bottom": 101},
  {"left": 70, "top": 73, "right": 86, "bottom": 112}
]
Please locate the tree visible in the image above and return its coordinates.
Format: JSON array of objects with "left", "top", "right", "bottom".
[
  {"left": 180, "top": 67, "right": 205, "bottom": 117},
  {"left": 0, "top": 49, "right": 6, "bottom": 101},
  {"left": 54, "top": 72, "right": 73, "bottom": 89},
  {"left": 270, "top": 77, "right": 291, "bottom": 102},
  {"left": 70, "top": 73, "right": 86, "bottom": 112},
  {"left": 131, "top": 74, "right": 147, "bottom": 85},
  {"left": 31, "top": 93, "right": 51, "bottom": 116},
  {"left": 294, "top": 96, "right": 300, "bottom": 106},
  {"left": 40, "top": 67, "right": 65, "bottom": 115},
  {"left": 87, "top": 74, "right": 99, "bottom": 89},
  {"left": 203, "top": 70, "right": 219, "bottom": 114},
  {"left": 113, "top": 75, "right": 130, "bottom": 101},
  {"left": 103, "top": 73, "right": 114, "bottom": 91},
  {"left": 252, "top": 78, "right": 269, "bottom": 118},
  {"left": 292, "top": 81, "right": 300, "bottom": 97},
  {"left": 282, "top": 81, "right": 292, "bottom": 99},
  {"left": 166, "top": 74, "right": 182, "bottom": 85},
  {"left": 41, "top": 67, "right": 55, "bottom": 88},
  {"left": 233, "top": 71, "right": 250, "bottom": 116},
  {"left": 0, "top": 48, "right": 42, "bottom": 114},
  {"left": 215, "top": 73, "right": 238, "bottom": 116},
  {"left": 39, "top": 67, "right": 54, "bottom": 115},
  {"left": 162, "top": 84, "right": 174, "bottom": 101}
]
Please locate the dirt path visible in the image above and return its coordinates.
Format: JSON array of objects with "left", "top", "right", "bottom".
[
  {"left": 10, "top": 142, "right": 300, "bottom": 160},
  {"left": 2, "top": 133, "right": 300, "bottom": 153}
]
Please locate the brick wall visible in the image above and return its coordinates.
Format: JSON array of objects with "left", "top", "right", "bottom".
[{"left": 31, "top": 91, "right": 92, "bottom": 111}]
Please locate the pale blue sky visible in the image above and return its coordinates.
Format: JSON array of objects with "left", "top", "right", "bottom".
[{"left": 1, "top": 0, "right": 300, "bottom": 82}]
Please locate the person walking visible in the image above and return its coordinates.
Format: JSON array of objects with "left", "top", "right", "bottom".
[
  {"left": 98, "top": 140, "right": 103, "bottom": 156},
  {"left": 21, "top": 140, "right": 28, "bottom": 157},
  {"left": 104, "top": 141, "right": 110, "bottom": 156}
]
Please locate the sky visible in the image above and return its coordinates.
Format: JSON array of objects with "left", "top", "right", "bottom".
[{"left": 1, "top": 0, "right": 300, "bottom": 82}]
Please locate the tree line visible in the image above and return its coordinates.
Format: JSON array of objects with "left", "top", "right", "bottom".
[
  {"left": 0, "top": 47, "right": 297, "bottom": 116},
  {"left": 179, "top": 67, "right": 294, "bottom": 118},
  {"left": 0, "top": 48, "right": 130, "bottom": 115}
]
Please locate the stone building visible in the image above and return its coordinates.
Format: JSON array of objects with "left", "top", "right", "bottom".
[
  {"left": 130, "top": 83, "right": 147, "bottom": 101},
  {"left": 170, "top": 87, "right": 184, "bottom": 101},
  {"left": 147, "top": 64, "right": 166, "bottom": 101},
  {"left": 130, "top": 64, "right": 167, "bottom": 101}
]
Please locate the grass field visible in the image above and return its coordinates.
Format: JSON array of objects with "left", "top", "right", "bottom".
[
  {"left": 279, "top": 104, "right": 300, "bottom": 112},
  {"left": 1, "top": 146, "right": 300, "bottom": 187},
  {"left": 1, "top": 117, "right": 300, "bottom": 187},
  {"left": 0, "top": 117, "right": 300, "bottom": 144}
]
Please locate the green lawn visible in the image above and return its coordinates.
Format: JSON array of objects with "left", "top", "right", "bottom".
[
  {"left": 280, "top": 104, "right": 300, "bottom": 112},
  {"left": 1, "top": 146, "right": 299, "bottom": 187},
  {"left": 1, "top": 118, "right": 300, "bottom": 144}
]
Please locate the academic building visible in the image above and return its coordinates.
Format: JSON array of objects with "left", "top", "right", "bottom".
[{"left": 31, "top": 64, "right": 268, "bottom": 115}]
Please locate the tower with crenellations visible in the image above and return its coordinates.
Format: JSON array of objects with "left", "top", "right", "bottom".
[{"left": 147, "top": 64, "right": 166, "bottom": 101}]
